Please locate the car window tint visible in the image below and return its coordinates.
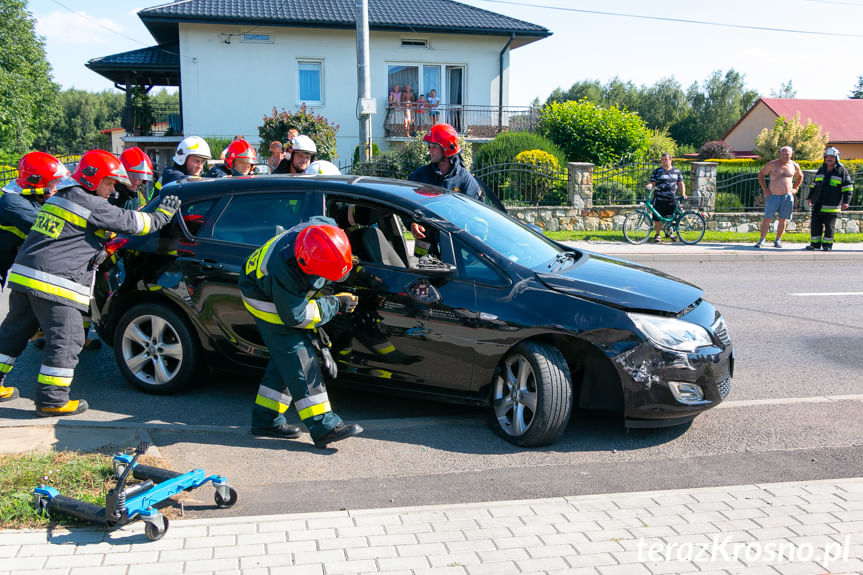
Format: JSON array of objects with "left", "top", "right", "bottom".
[
  {"left": 212, "top": 193, "right": 305, "bottom": 246},
  {"left": 455, "top": 241, "right": 507, "bottom": 287},
  {"left": 182, "top": 199, "right": 217, "bottom": 236}
]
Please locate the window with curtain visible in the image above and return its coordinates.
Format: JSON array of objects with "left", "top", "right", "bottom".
[{"left": 298, "top": 61, "right": 322, "bottom": 104}]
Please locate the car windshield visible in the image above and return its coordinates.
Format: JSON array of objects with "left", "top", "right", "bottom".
[{"left": 423, "top": 194, "right": 565, "bottom": 269}]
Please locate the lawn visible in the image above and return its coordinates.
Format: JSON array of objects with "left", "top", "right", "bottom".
[{"left": 543, "top": 230, "right": 863, "bottom": 244}]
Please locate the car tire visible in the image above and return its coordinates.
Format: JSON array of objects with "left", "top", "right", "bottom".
[
  {"left": 113, "top": 303, "right": 201, "bottom": 395},
  {"left": 489, "top": 341, "right": 572, "bottom": 447}
]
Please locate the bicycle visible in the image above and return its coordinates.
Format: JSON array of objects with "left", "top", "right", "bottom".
[{"left": 622, "top": 190, "right": 709, "bottom": 245}]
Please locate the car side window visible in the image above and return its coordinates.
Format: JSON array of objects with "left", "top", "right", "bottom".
[
  {"left": 455, "top": 239, "right": 508, "bottom": 287},
  {"left": 181, "top": 199, "right": 217, "bottom": 236},
  {"left": 212, "top": 193, "right": 306, "bottom": 246}
]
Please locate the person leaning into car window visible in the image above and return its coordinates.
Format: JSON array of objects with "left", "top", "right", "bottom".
[
  {"left": 240, "top": 216, "right": 364, "bottom": 448},
  {"left": 154, "top": 136, "right": 212, "bottom": 193},
  {"left": 207, "top": 139, "right": 257, "bottom": 178},
  {"left": 273, "top": 135, "right": 316, "bottom": 174},
  {"left": 0, "top": 150, "right": 181, "bottom": 416},
  {"left": 645, "top": 153, "right": 686, "bottom": 243}
]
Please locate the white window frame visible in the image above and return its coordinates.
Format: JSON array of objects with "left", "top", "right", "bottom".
[
  {"left": 400, "top": 38, "right": 429, "bottom": 48},
  {"left": 297, "top": 59, "right": 324, "bottom": 106}
]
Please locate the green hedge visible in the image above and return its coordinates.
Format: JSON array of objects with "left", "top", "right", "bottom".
[{"left": 474, "top": 131, "right": 565, "bottom": 169}]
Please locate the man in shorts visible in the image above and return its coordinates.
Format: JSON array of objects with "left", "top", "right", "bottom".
[
  {"left": 646, "top": 153, "right": 686, "bottom": 242},
  {"left": 755, "top": 146, "right": 803, "bottom": 248}
]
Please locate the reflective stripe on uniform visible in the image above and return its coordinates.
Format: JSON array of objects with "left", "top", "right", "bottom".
[
  {"left": 242, "top": 295, "right": 284, "bottom": 325},
  {"left": 842, "top": 184, "right": 853, "bottom": 193},
  {"left": 40, "top": 203, "right": 87, "bottom": 228},
  {"left": 0, "top": 224, "right": 27, "bottom": 239},
  {"left": 254, "top": 385, "right": 292, "bottom": 413},
  {"left": 8, "top": 264, "right": 91, "bottom": 306},
  {"left": 258, "top": 232, "right": 289, "bottom": 278},
  {"left": 295, "top": 392, "right": 331, "bottom": 420},
  {"left": 820, "top": 204, "right": 841, "bottom": 213},
  {"left": 0, "top": 353, "right": 16, "bottom": 373},
  {"left": 133, "top": 211, "right": 155, "bottom": 235},
  {"left": 45, "top": 196, "right": 91, "bottom": 224},
  {"left": 38, "top": 365, "right": 74, "bottom": 387},
  {"left": 373, "top": 341, "right": 396, "bottom": 355},
  {"left": 296, "top": 300, "right": 322, "bottom": 329},
  {"left": 829, "top": 176, "right": 842, "bottom": 186},
  {"left": 814, "top": 175, "right": 824, "bottom": 183}
]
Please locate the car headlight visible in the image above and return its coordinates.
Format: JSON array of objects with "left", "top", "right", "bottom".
[{"left": 628, "top": 313, "right": 713, "bottom": 352}]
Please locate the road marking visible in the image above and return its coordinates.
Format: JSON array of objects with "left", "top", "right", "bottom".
[
  {"left": 790, "top": 292, "right": 863, "bottom": 296},
  {"left": 717, "top": 394, "right": 863, "bottom": 409}
]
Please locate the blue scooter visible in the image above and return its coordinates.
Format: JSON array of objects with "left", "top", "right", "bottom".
[{"left": 33, "top": 441, "right": 237, "bottom": 541}]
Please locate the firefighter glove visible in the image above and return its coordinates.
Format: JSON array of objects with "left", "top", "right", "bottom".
[
  {"left": 335, "top": 292, "right": 359, "bottom": 314},
  {"left": 157, "top": 194, "right": 182, "bottom": 219}
]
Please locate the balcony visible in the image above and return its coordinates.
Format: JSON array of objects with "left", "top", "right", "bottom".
[
  {"left": 122, "top": 102, "right": 182, "bottom": 137},
  {"left": 383, "top": 105, "right": 538, "bottom": 139}
]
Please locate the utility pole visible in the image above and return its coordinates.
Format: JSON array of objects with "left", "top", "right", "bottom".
[{"left": 356, "top": 0, "right": 373, "bottom": 162}]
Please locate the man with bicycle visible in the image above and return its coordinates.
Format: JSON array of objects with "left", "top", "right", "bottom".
[{"left": 646, "top": 153, "right": 686, "bottom": 242}]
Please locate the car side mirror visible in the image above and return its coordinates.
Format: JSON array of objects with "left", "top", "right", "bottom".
[{"left": 413, "top": 255, "right": 456, "bottom": 277}]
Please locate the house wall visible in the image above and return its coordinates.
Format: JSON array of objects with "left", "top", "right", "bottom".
[
  {"left": 178, "top": 23, "right": 512, "bottom": 162},
  {"left": 724, "top": 102, "right": 777, "bottom": 153}
]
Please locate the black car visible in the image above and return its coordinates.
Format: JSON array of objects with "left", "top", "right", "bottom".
[{"left": 93, "top": 175, "right": 733, "bottom": 447}]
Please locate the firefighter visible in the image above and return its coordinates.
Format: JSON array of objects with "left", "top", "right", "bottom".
[
  {"left": 207, "top": 139, "right": 257, "bottom": 177},
  {"left": 807, "top": 146, "right": 853, "bottom": 251},
  {"left": 240, "top": 218, "right": 363, "bottom": 447},
  {"left": 0, "top": 152, "right": 69, "bottom": 285},
  {"left": 113, "top": 147, "right": 155, "bottom": 209},
  {"left": 408, "top": 123, "right": 480, "bottom": 200},
  {"left": 273, "top": 135, "right": 316, "bottom": 174},
  {"left": 154, "top": 136, "right": 212, "bottom": 193},
  {"left": 0, "top": 149, "right": 181, "bottom": 413}
]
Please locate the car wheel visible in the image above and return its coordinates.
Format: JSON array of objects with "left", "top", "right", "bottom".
[
  {"left": 113, "top": 303, "right": 201, "bottom": 394},
  {"left": 490, "top": 341, "right": 572, "bottom": 447}
]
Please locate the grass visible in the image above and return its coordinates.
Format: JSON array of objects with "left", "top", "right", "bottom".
[
  {"left": 543, "top": 230, "right": 863, "bottom": 244},
  {"left": 0, "top": 451, "right": 114, "bottom": 529}
]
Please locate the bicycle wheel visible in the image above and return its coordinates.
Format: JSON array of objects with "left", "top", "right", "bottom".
[
  {"left": 676, "top": 211, "right": 706, "bottom": 244},
  {"left": 623, "top": 210, "right": 653, "bottom": 244}
]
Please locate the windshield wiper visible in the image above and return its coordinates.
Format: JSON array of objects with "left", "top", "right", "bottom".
[{"left": 547, "top": 251, "right": 578, "bottom": 272}]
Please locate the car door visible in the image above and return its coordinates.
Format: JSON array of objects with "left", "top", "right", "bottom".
[
  {"left": 324, "top": 198, "right": 480, "bottom": 394},
  {"left": 176, "top": 190, "right": 312, "bottom": 362}
]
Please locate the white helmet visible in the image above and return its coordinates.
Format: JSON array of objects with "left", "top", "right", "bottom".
[
  {"left": 173, "top": 136, "right": 212, "bottom": 165},
  {"left": 824, "top": 146, "right": 840, "bottom": 160},
  {"left": 291, "top": 135, "right": 317, "bottom": 155},
  {"left": 305, "top": 160, "right": 340, "bottom": 175}
]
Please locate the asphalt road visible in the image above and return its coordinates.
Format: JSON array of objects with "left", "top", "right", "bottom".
[{"left": 1, "top": 259, "right": 862, "bottom": 519}]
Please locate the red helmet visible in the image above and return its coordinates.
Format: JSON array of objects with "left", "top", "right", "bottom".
[
  {"left": 423, "top": 123, "right": 460, "bottom": 157},
  {"left": 72, "top": 149, "right": 130, "bottom": 190},
  {"left": 294, "top": 224, "right": 353, "bottom": 281},
  {"left": 224, "top": 139, "right": 257, "bottom": 170},
  {"left": 120, "top": 147, "right": 154, "bottom": 181},
  {"left": 15, "top": 152, "right": 69, "bottom": 195}
]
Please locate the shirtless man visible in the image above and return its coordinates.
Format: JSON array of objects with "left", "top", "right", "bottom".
[{"left": 755, "top": 146, "right": 803, "bottom": 248}]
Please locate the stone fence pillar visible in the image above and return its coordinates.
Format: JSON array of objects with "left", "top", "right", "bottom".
[
  {"left": 567, "top": 162, "right": 593, "bottom": 209},
  {"left": 690, "top": 161, "right": 717, "bottom": 212},
  {"left": 799, "top": 169, "right": 817, "bottom": 211}
]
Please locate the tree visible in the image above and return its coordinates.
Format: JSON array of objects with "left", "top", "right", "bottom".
[
  {"left": 671, "top": 69, "right": 758, "bottom": 148},
  {"left": 34, "top": 89, "right": 124, "bottom": 153},
  {"left": 259, "top": 104, "right": 339, "bottom": 161},
  {"left": 0, "top": 0, "right": 59, "bottom": 153},
  {"left": 753, "top": 112, "right": 828, "bottom": 161},
  {"left": 850, "top": 76, "right": 863, "bottom": 99},
  {"left": 770, "top": 80, "right": 797, "bottom": 98},
  {"left": 639, "top": 77, "right": 689, "bottom": 131},
  {"left": 539, "top": 99, "right": 650, "bottom": 166}
]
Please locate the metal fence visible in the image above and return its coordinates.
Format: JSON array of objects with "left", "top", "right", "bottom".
[
  {"left": 472, "top": 162, "right": 568, "bottom": 206},
  {"left": 383, "top": 105, "right": 538, "bottom": 138},
  {"left": 0, "top": 153, "right": 83, "bottom": 187},
  {"left": 592, "top": 162, "right": 658, "bottom": 206}
]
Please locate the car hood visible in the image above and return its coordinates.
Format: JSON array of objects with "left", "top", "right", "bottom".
[{"left": 535, "top": 250, "right": 702, "bottom": 314}]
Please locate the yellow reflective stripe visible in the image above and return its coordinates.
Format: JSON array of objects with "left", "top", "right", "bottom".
[
  {"left": 156, "top": 207, "right": 173, "bottom": 217},
  {"left": 94, "top": 229, "right": 107, "bottom": 239},
  {"left": 0, "top": 224, "right": 26, "bottom": 239},
  {"left": 296, "top": 392, "right": 332, "bottom": 420},
  {"left": 37, "top": 374, "right": 72, "bottom": 387},
  {"left": 841, "top": 185, "right": 853, "bottom": 192},
  {"left": 133, "top": 211, "right": 153, "bottom": 235},
  {"left": 255, "top": 394, "right": 289, "bottom": 413},
  {"left": 242, "top": 296, "right": 284, "bottom": 325},
  {"left": 296, "top": 300, "right": 322, "bottom": 329},
  {"left": 7, "top": 273, "right": 90, "bottom": 306},
  {"left": 373, "top": 342, "right": 396, "bottom": 355},
  {"left": 371, "top": 368, "right": 393, "bottom": 379},
  {"left": 154, "top": 180, "right": 163, "bottom": 191},
  {"left": 829, "top": 176, "right": 842, "bottom": 186},
  {"left": 256, "top": 232, "right": 289, "bottom": 278},
  {"left": 41, "top": 204, "right": 86, "bottom": 227},
  {"left": 814, "top": 175, "right": 824, "bottom": 182},
  {"left": 821, "top": 208, "right": 840, "bottom": 213},
  {"left": 0, "top": 364, "right": 13, "bottom": 374}
]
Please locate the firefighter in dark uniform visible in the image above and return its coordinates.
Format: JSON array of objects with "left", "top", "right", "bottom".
[
  {"left": 154, "top": 136, "right": 212, "bottom": 193},
  {"left": 807, "top": 146, "right": 853, "bottom": 251},
  {"left": 240, "top": 217, "right": 363, "bottom": 447},
  {"left": 112, "top": 147, "right": 155, "bottom": 210},
  {"left": 0, "top": 149, "right": 181, "bottom": 415},
  {"left": 207, "top": 139, "right": 257, "bottom": 178}
]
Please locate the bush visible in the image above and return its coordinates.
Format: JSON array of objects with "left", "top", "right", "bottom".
[
  {"left": 675, "top": 143, "right": 697, "bottom": 156},
  {"left": 510, "top": 149, "right": 561, "bottom": 204},
  {"left": 697, "top": 140, "right": 734, "bottom": 160},
  {"left": 352, "top": 142, "right": 381, "bottom": 164},
  {"left": 539, "top": 99, "right": 651, "bottom": 166},
  {"left": 753, "top": 112, "right": 828, "bottom": 161},
  {"left": 258, "top": 104, "right": 339, "bottom": 161},
  {"left": 345, "top": 131, "right": 471, "bottom": 179},
  {"left": 593, "top": 181, "right": 637, "bottom": 205},
  {"left": 645, "top": 129, "right": 677, "bottom": 161},
  {"left": 715, "top": 192, "right": 745, "bottom": 211},
  {"left": 473, "top": 131, "right": 565, "bottom": 169}
]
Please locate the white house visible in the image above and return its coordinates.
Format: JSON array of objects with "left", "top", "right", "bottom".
[{"left": 86, "top": 0, "right": 550, "bottom": 169}]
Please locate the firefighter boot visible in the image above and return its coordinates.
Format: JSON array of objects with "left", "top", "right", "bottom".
[
  {"left": 314, "top": 422, "right": 363, "bottom": 448},
  {"left": 0, "top": 385, "right": 19, "bottom": 402},
  {"left": 36, "top": 399, "right": 89, "bottom": 417},
  {"left": 805, "top": 242, "right": 821, "bottom": 251},
  {"left": 251, "top": 423, "right": 303, "bottom": 439}
]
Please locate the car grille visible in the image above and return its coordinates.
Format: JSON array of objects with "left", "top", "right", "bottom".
[
  {"left": 711, "top": 316, "right": 731, "bottom": 346},
  {"left": 717, "top": 376, "right": 732, "bottom": 399}
]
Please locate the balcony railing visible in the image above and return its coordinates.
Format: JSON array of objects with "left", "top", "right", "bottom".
[
  {"left": 122, "top": 102, "right": 182, "bottom": 137},
  {"left": 383, "top": 105, "right": 538, "bottom": 138}
]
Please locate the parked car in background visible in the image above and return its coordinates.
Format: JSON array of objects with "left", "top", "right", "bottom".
[{"left": 93, "top": 175, "right": 733, "bottom": 447}]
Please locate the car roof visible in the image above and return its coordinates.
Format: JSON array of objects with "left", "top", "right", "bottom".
[{"left": 162, "top": 174, "right": 447, "bottom": 209}]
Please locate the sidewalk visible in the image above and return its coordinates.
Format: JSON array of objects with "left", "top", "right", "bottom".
[
  {"left": 562, "top": 240, "right": 863, "bottom": 263},
  {"left": 1, "top": 477, "right": 861, "bottom": 574}
]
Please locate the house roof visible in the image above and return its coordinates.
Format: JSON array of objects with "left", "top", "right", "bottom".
[
  {"left": 139, "top": 0, "right": 550, "bottom": 47},
  {"left": 85, "top": 43, "right": 180, "bottom": 86},
  {"left": 726, "top": 98, "right": 863, "bottom": 144}
]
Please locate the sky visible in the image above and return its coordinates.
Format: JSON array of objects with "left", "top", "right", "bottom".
[{"left": 26, "top": 0, "right": 863, "bottom": 105}]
